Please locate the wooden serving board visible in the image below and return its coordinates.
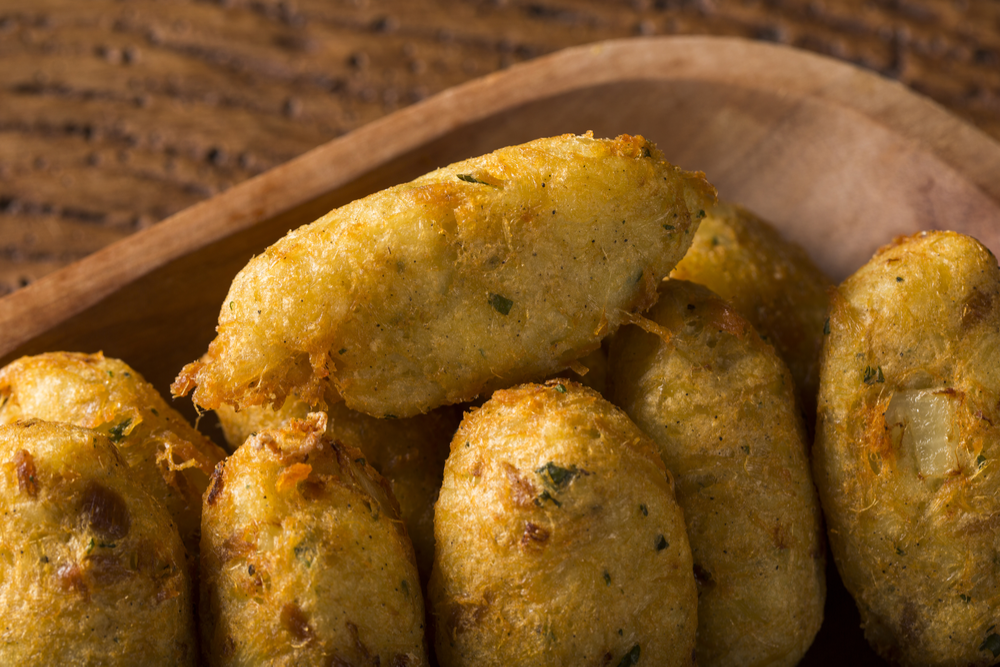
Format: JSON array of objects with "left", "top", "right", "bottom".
[{"left": 2, "top": 36, "right": 999, "bottom": 664}]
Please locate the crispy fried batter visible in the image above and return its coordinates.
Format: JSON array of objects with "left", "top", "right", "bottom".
[
  {"left": 430, "top": 381, "right": 697, "bottom": 667},
  {"left": 200, "top": 413, "right": 428, "bottom": 666},
  {"left": 215, "top": 395, "right": 459, "bottom": 586},
  {"left": 0, "top": 352, "right": 228, "bottom": 560},
  {"left": 609, "top": 280, "right": 825, "bottom": 667},
  {"left": 670, "top": 202, "right": 832, "bottom": 427},
  {"left": 173, "top": 133, "right": 715, "bottom": 418},
  {"left": 814, "top": 231, "right": 1000, "bottom": 666},
  {"left": 0, "top": 420, "right": 195, "bottom": 665}
]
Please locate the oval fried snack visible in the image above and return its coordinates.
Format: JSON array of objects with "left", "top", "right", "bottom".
[
  {"left": 216, "top": 396, "right": 460, "bottom": 585},
  {"left": 0, "top": 419, "right": 195, "bottom": 665},
  {"left": 0, "top": 352, "right": 228, "bottom": 560},
  {"left": 173, "top": 132, "right": 716, "bottom": 418},
  {"left": 609, "top": 280, "right": 825, "bottom": 667},
  {"left": 670, "top": 202, "right": 832, "bottom": 427},
  {"left": 200, "top": 412, "right": 428, "bottom": 666},
  {"left": 814, "top": 231, "right": 1000, "bottom": 666},
  {"left": 430, "top": 381, "right": 697, "bottom": 667}
]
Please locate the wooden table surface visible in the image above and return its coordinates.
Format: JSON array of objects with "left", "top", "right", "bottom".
[{"left": 2, "top": 0, "right": 999, "bottom": 296}]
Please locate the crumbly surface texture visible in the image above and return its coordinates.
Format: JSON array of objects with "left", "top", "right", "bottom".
[
  {"left": 814, "top": 231, "right": 1000, "bottom": 666},
  {"left": 430, "top": 381, "right": 697, "bottom": 667},
  {"left": 670, "top": 201, "right": 831, "bottom": 427},
  {"left": 172, "top": 132, "right": 716, "bottom": 418},
  {"left": 216, "top": 396, "right": 460, "bottom": 586},
  {"left": 608, "top": 279, "right": 826, "bottom": 667},
  {"left": 199, "top": 413, "right": 428, "bottom": 666},
  {"left": 0, "top": 420, "right": 195, "bottom": 665},
  {"left": 0, "top": 352, "right": 228, "bottom": 560}
]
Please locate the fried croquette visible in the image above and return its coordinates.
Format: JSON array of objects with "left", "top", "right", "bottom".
[
  {"left": 430, "top": 381, "right": 697, "bottom": 667},
  {"left": 0, "top": 419, "right": 195, "bottom": 665},
  {"left": 199, "top": 412, "right": 428, "bottom": 666},
  {"left": 0, "top": 351, "right": 228, "bottom": 560},
  {"left": 813, "top": 230, "right": 1000, "bottom": 666},
  {"left": 608, "top": 280, "right": 826, "bottom": 667},
  {"left": 670, "top": 202, "right": 832, "bottom": 426},
  {"left": 215, "top": 396, "right": 460, "bottom": 584},
  {"left": 173, "top": 133, "right": 716, "bottom": 418}
]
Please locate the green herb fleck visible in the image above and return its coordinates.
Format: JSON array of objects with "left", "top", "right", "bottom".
[
  {"left": 604, "top": 571, "right": 611, "bottom": 585},
  {"left": 86, "top": 538, "right": 95, "bottom": 553},
  {"left": 960, "top": 593, "right": 972, "bottom": 603},
  {"left": 656, "top": 535, "right": 668, "bottom": 551},
  {"left": 107, "top": 418, "right": 132, "bottom": 444},
  {"left": 338, "top": 348, "right": 347, "bottom": 355},
  {"left": 978, "top": 454, "right": 987, "bottom": 468},
  {"left": 536, "top": 462, "right": 580, "bottom": 489},
  {"left": 618, "top": 644, "right": 641, "bottom": 666},
  {"left": 294, "top": 540, "right": 317, "bottom": 568},
  {"left": 401, "top": 580, "right": 410, "bottom": 597},
  {"left": 534, "top": 490, "right": 562, "bottom": 508},
  {"left": 696, "top": 209, "right": 706, "bottom": 219},
  {"left": 639, "top": 504, "right": 648, "bottom": 517},
  {"left": 896, "top": 276, "right": 904, "bottom": 282},
  {"left": 663, "top": 224, "right": 675, "bottom": 231},
  {"left": 895, "top": 546, "right": 905, "bottom": 556},
  {"left": 823, "top": 318, "right": 830, "bottom": 335},
  {"left": 555, "top": 384, "right": 567, "bottom": 393},
  {"left": 457, "top": 173, "right": 490, "bottom": 185},
  {"left": 980, "top": 631, "right": 1000, "bottom": 658},
  {"left": 150, "top": 408, "right": 159, "bottom": 416},
  {"left": 863, "top": 365, "right": 885, "bottom": 385},
  {"left": 488, "top": 293, "right": 514, "bottom": 316},
  {"left": 741, "top": 445, "right": 750, "bottom": 455}
]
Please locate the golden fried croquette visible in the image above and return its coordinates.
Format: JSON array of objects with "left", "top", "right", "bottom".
[
  {"left": 814, "top": 231, "right": 1000, "bottom": 666},
  {"left": 430, "top": 381, "right": 697, "bottom": 667},
  {"left": 0, "top": 352, "right": 227, "bottom": 559},
  {"left": 609, "top": 280, "right": 825, "bottom": 667},
  {"left": 216, "top": 396, "right": 460, "bottom": 585},
  {"left": 0, "top": 419, "right": 195, "bottom": 665},
  {"left": 670, "top": 202, "right": 831, "bottom": 426},
  {"left": 200, "top": 412, "right": 428, "bottom": 666},
  {"left": 173, "top": 133, "right": 716, "bottom": 418}
]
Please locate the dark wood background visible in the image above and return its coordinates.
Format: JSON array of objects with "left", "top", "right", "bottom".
[{"left": 2, "top": 0, "right": 999, "bottom": 295}]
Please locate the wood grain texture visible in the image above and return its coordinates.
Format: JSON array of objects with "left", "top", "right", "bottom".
[{"left": 1, "top": 0, "right": 999, "bottom": 294}]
